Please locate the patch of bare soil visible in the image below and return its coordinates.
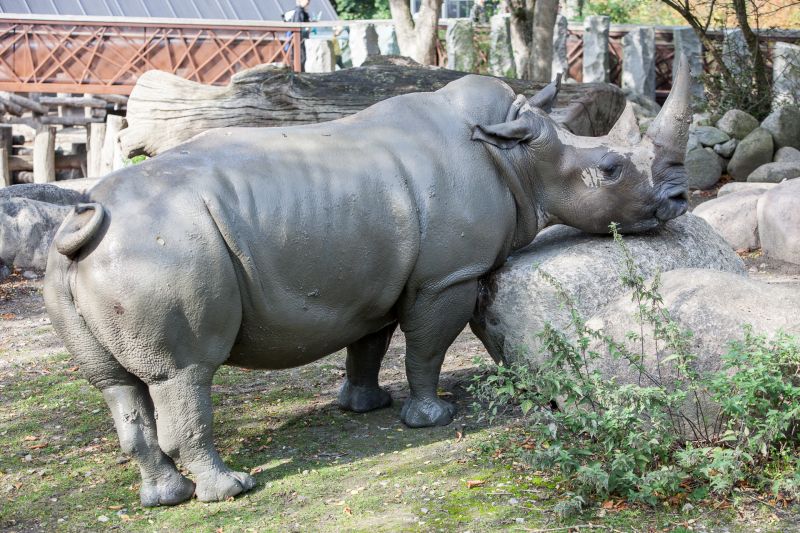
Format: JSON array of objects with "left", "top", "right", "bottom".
[{"left": 0, "top": 269, "right": 63, "bottom": 369}]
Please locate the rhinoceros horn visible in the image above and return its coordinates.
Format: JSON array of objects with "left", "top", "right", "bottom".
[{"left": 645, "top": 55, "right": 692, "bottom": 161}]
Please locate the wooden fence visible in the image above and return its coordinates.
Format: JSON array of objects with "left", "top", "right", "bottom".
[{"left": 0, "top": 15, "right": 303, "bottom": 95}]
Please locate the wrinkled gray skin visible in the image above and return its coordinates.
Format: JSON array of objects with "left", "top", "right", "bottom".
[{"left": 44, "top": 63, "right": 691, "bottom": 507}]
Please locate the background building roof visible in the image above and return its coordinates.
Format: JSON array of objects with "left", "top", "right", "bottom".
[{"left": 0, "top": 0, "right": 338, "bottom": 22}]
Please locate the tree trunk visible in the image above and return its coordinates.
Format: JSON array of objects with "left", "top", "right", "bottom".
[
  {"left": 503, "top": 0, "right": 534, "bottom": 79},
  {"left": 530, "top": 0, "right": 559, "bottom": 82},
  {"left": 120, "top": 57, "right": 626, "bottom": 158},
  {"left": 731, "top": 0, "right": 771, "bottom": 114},
  {"left": 389, "top": 0, "right": 442, "bottom": 65}
]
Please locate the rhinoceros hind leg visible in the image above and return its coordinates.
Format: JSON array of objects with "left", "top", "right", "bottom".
[
  {"left": 338, "top": 322, "right": 397, "bottom": 413},
  {"left": 148, "top": 367, "right": 256, "bottom": 502},
  {"left": 102, "top": 383, "right": 195, "bottom": 507},
  {"left": 399, "top": 281, "right": 477, "bottom": 428}
]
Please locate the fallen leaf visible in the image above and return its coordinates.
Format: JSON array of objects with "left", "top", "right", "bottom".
[
  {"left": 108, "top": 505, "right": 123, "bottom": 510},
  {"left": 343, "top": 506, "right": 352, "bottom": 515},
  {"left": 466, "top": 480, "right": 486, "bottom": 489},
  {"left": 23, "top": 435, "right": 38, "bottom": 441},
  {"left": 0, "top": 313, "right": 16, "bottom": 320},
  {"left": 455, "top": 430, "right": 463, "bottom": 442},
  {"left": 29, "top": 443, "right": 48, "bottom": 449},
  {"left": 68, "top": 366, "right": 80, "bottom": 372},
  {"left": 602, "top": 500, "right": 615, "bottom": 509},
  {"left": 250, "top": 466, "right": 263, "bottom": 475}
]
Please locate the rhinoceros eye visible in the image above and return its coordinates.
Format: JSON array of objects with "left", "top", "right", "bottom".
[{"left": 598, "top": 153, "right": 623, "bottom": 181}]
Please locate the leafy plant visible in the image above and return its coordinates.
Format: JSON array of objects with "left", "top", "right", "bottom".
[{"left": 469, "top": 224, "right": 800, "bottom": 515}]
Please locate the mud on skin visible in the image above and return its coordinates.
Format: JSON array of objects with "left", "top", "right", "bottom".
[{"left": 43, "top": 61, "right": 693, "bottom": 506}]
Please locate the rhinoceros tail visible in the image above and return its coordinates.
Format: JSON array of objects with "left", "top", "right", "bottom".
[{"left": 53, "top": 203, "right": 104, "bottom": 257}]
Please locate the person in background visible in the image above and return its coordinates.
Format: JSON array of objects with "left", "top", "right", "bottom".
[
  {"left": 286, "top": 0, "right": 311, "bottom": 70},
  {"left": 470, "top": 0, "right": 487, "bottom": 24}
]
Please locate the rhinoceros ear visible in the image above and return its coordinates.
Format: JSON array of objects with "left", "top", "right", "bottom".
[
  {"left": 528, "top": 73, "right": 562, "bottom": 113},
  {"left": 472, "top": 114, "right": 540, "bottom": 149}
]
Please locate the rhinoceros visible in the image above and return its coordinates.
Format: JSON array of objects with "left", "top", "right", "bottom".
[{"left": 44, "top": 62, "right": 691, "bottom": 506}]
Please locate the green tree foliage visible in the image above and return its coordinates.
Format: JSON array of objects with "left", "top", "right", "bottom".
[{"left": 332, "top": 0, "right": 391, "bottom": 19}]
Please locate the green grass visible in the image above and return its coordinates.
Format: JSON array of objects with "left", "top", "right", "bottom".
[{"left": 1, "top": 351, "right": 796, "bottom": 532}]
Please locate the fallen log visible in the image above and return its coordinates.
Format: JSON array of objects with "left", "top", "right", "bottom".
[
  {"left": 121, "top": 56, "right": 625, "bottom": 158},
  {"left": 8, "top": 153, "right": 86, "bottom": 172}
]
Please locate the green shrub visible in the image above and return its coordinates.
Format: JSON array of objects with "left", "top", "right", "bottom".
[{"left": 468, "top": 224, "right": 800, "bottom": 515}]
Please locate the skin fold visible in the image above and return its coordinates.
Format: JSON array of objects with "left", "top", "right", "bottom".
[{"left": 43, "top": 65, "right": 691, "bottom": 507}]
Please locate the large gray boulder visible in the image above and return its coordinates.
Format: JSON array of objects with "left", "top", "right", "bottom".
[
  {"left": 584, "top": 269, "right": 800, "bottom": 439},
  {"left": 685, "top": 147, "right": 722, "bottom": 189},
  {"left": 717, "top": 181, "right": 776, "bottom": 197},
  {"left": 758, "top": 178, "right": 800, "bottom": 265},
  {"left": 375, "top": 24, "right": 400, "bottom": 56},
  {"left": 761, "top": 105, "right": 800, "bottom": 150},
  {"left": 621, "top": 27, "right": 656, "bottom": 100},
  {"left": 716, "top": 109, "right": 759, "bottom": 140},
  {"left": 446, "top": 19, "right": 477, "bottom": 72},
  {"left": 728, "top": 127, "right": 774, "bottom": 181},
  {"left": 774, "top": 146, "right": 800, "bottom": 163},
  {"left": 746, "top": 161, "right": 800, "bottom": 183},
  {"left": 583, "top": 16, "right": 610, "bottom": 83},
  {"left": 304, "top": 39, "right": 336, "bottom": 73},
  {"left": 348, "top": 23, "right": 380, "bottom": 67},
  {"left": 0, "top": 197, "right": 71, "bottom": 269},
  {"left": 0, "top": 183, "right": 84, "bottom": 205},
  {"left": 470, "top": 214, "right": 746, "bottom": 365},
  {"left": 772, "top": 42, "right": 800, "bottom": 107},
  {"left": 693, "top": 189, "right": 762, "bottom": 250}
]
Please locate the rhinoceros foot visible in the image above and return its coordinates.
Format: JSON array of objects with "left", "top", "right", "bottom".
[
  {"left": 401, "top": 397, "right": 456, "bottom": 428},
  {"left": 194, "top": 469, "right": 256, "bottom": 502},
  {"left": 140, "top": 470, "right": 195, "bottom": 507},
  {"left": 338, "top": 381, "right": 393, "bottom": 413}
]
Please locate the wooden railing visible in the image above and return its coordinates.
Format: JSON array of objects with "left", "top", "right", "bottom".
[{"left": 0, "top": 15, "right": 304, "bottom": 95}]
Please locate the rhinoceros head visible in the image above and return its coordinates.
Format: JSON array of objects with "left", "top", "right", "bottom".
[{"left": 473, "top": 59, "right": 692, "bottom": 234}]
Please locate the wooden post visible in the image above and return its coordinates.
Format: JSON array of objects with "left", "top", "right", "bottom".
[
  {"left": 33, "top": 126, "right": 56, "bottom": 183},
  {"left": 0, "top": 125, "right": 12, "bottom": 187},
  {"left": 100, "top": 115, "right": 124, "bottom": 175},
  {"left": 87, "top": 122, "right": 106, "bottom": 177}
]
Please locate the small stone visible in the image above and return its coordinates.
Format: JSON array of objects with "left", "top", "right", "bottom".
[
  {"left": 97, "top": 515, "right": 109, "bottom": 522},
  {"left": 22, "top": 454, "right": 32, "bottom": 462},
  {"left": 515, "top": 517, "right": 525, "bottom": 524},
  {"left": 775, "top": 146, "right": 800, "bottom": 163},
  {"left": 685, "top": 147, "right": 722, "bottom": 189},
  {"left": 420, "top": 507, "right": 429, "bottom": 514},
  {"left": 682, "top": 503, "right": 694, "bottom": 513},
  {"left": 761, "top": 105, "right": 800, "bottom": 150},
  {"left": 716, "top": 109, "right": 759, "bottom": 140},
  {"left": 746, "top": 162, "right": 800, "bottom": 183},
  {"left": 508, "top": 497, "right": 519, "bottom": 505},
  {"left": 115, "top": 456, "right": 129, "bottom": 465},
  {"left": 713, "top": 138, "right": 738, "bottom": 158},
  {"left": 728, "top": 127, "right": 774, "bottom": 181},
  {"left": 694, "top": 126, "right": 729, "bottom": 147},
  {"left": 22, "top": 270, "right": 38, "bottom": 280}
]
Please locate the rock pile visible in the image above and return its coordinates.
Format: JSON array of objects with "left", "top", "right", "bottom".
[{"left": 684, "top": 105, "right": 800, "bottom": 189}]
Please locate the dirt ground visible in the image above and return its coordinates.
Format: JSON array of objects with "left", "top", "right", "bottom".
[{"left": 2, "top": 259, "right": 799, "bottom": 532}]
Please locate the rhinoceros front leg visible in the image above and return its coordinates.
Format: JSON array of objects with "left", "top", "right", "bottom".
[
  {"left": 399, "top": 281, "right": 478, "bottom": 427},
  {"left": 148, "top": 366, "right": 256, "bottom": 502},
  {"left": 338, "top": 322, "right": 397, "bottom": 413},
  {"left": 103, "top": 383, "right": 195, "bottom": 507}
]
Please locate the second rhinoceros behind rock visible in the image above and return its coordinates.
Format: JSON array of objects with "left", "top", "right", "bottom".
[{"left": 44, "top": 62, "right": 692, "bottom": 506}]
